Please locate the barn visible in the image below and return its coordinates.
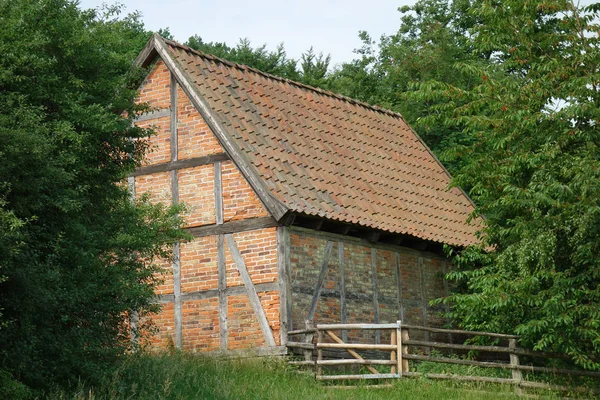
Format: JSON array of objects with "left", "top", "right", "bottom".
[{"left": 130, "top": 34, "right": 480, "bottom": 356}]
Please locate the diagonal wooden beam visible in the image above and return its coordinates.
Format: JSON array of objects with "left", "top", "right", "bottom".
[
  {"left": 307, "top": 241, "right": 334, "bottom": 321},
  {"left": 225, "top": 234, "right": 276, "bottom": 347},
  {"left": 325, "top": 330, "right": 379, "bottom": 375}
]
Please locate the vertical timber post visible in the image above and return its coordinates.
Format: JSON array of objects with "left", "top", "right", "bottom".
[
  {"left": 390, "top": 327, "right": 398, "bottom": 375},
  {"left": 339, "top": 242, "right": 347, "bottom": 343},
  {"left": 170, "top": 72, "right": 182, "bottom": 350},
  {"left": 371, "top": 248, "right": 380, "bottom": 344},
  {"left": 401, "top": 324, "right": 409, "bottom": 373},
  {"left": 303, "top": 320, "right": 315, "bottom": 362},
  {"left": 127, "top": 176, "right": 139, "bottom": 348},
  {"left": 396, "top": 321, "right": 402, "bottom": 376},
  {"left": 316, "top": 325, "right": 324, "bottom": 379},
  {"left": 395, "top": 253, "right": 404, "bottom": 322},
  {"left": 509, "top": 338, "right": 523, "bottom": 395},
  {"left": 277, "top": 226, "right": 290, "bottom": 346},
  {"left": 442, "top": 261, "right": 453, "bottom": 344},
  {"left": 215, "top": 161, "right": 227, "bottom": 350},
  {"left": 418, "top": 256, "right": 429, "bottom": 352}
]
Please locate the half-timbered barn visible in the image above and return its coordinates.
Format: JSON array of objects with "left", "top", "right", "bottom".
[{"left": 131, "top": 34, "right": 480, "bottom": 356}]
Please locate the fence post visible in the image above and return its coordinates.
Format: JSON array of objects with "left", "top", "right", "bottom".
[
  {"left": 400, "top": 324, "right": 409, "bottom": 373},
  {"left": 316, "top": 326, "right": 324, "bottom": 379},
  {"left": 304, "top": 320, "right": 315, "bottom": 362},
  {"left": 391, "top": 325, "right": 398, "bottom": 374},
  {"left": 509, "top": 338, "right": 523, "bottom": 395}
]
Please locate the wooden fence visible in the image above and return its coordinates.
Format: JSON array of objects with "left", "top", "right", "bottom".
[{"left": 286, "top": 321, "right": 600, "bottom": 395}]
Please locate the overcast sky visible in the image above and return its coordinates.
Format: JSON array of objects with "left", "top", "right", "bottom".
[{"left": 77, "top": 0, "right": 415, "bottom": 67}]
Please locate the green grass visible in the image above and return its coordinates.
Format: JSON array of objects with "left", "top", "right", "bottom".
[{"left": 46, "top": 352, "right": 560, "bottom": 400}]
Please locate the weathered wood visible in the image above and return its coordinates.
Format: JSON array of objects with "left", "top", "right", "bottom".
[
  {"left": 317, "top": 343, "right": 397, "bottom": 351},
  {"left": 133, "top": 108, "right": 170, "bottom": 123},
  {"left": 127, "top": 176, "right": 135, "bottom": 201},
  {"left": 405, "top": 339, "right": 516, "bottom": 354},
  {"left": 317, "top": 373, "right": 399, "bottom": 381},
  {"left": 131, "top": 153, "right": 230, "bottom": 177},
  {"left": 303, "top": 320, "right": 315, "bottom": 361},
  {"left": 217, "top": 234, "right": 227, "bottom": 350},
  {"left": 418, "top": 256, "right": 429, "bottom": 348},
  {"left": 316, "top": 323, "right": 399, "bottom": 330},
  {"left": 390, "top": 329, "right": 397, "bottom": 374},
  {"left": 287, "top": 328, "right": 317, "bottom": 336},
  {"left": 317, "top": 359, "right": 397, "bottom": 366},
  {"left": 287, "top": 226, "right": 447, "bottom": 260},
  {"left": 284, "top": 228, "right": 292, "bottom": 332},
  {"left": 288, "top": 360, "right": 315, "bottom": 366},
  {"left": 317, "top": 328, "right": 324, "bottom": 378},
  {"left": 509, "top": 338, "right": 522, "bottom": 395},
  {"left": 172, "top": 242, "right": 182, "bottom": 349},
  {"left": 401, "top": 324, "right": 519, "bottom": 339},
  {"left": 134, "top": 33, "right": 159, "bottom": 67},
  {"left": 130, "top": 310, "right": 139, "bottom": 347},
  {"left": 325, "top": 330, "right": 380, "bottom": 375},
  {"left": 338, "top": 242, "right": 347, "bottom": 343},
  {"left": 187, "top": 217, "right": 278, "bottom": 237},
  {"left": 153, "top": 37, "right": 289, "bottom": 220},
  {"left": 286, "top": 341, "right": 316, "bottom": 350},
  {"left": 401, "top": 327, "right": 409, "bottom": 373},
  {"left": 214, "top": 162, "right": 223, "bottom": 225},
  {"left": 170, "top": 73, "right": 178, "bottom": 161},
  {"left": 178, "top": 282, "right": 278, "bottom": 302},
  {"left": 306, "top": 241, "right": 334, "bottom": 321},
  {"left": 225, "top": 234, "right": 276, "bottom": 347},
  {"left": 402, "top": 371, "right": 515, "bottom": 385},
  {"left": 371, "top": 248, "right": 380, "bottom": 344},
  {"left": 207, "top": 345, "right": 288, "bottom": 359},
  {"left": 441, "top": 261, "right": 452, "bottom": 343},
  {"left": 395, "top": 253, "right": 404, "bottom": 322},
  {"left": 277, "top": 226, "right": 289, "bottom": 345},
  {"left": 403, "top": 354, "right": 510, "bottom": 369},
  {"left": 515, "top": 364, "right": 600, "bottom": 378}
]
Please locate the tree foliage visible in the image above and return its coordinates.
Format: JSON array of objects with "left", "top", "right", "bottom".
[
  {"left": 413, "top": 0, "right": 600, "bottom": 369},
  {"left": 0, "top": 0, "right": 186, "bottom": 393}
]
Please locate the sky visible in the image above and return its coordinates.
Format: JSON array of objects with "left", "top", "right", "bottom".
[{"left": 77, "top": 0, "right": 415, "bottom": 67}]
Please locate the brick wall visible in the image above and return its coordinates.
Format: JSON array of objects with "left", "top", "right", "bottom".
[
  {"left": 289, "top": 229, "right": 450, "bottom": 343},
  {"left": 132, "top": 58, "right": 280, "bottom": 353}
]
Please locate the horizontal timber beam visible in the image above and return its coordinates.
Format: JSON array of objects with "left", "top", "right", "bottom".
[
  {"left": 131, "top": 153, "right": 230, "bottom": 177},
  {"left": 187, "top": 216, "right": 278, "bottom": 237},
  {"left": 133, "top": 108, "right": 170, "bottom": 123},
  {"left": 155, "top": 282, "right": 278, "bottom": 303}
]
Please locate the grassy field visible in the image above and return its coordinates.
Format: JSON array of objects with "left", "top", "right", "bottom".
[{"left": 46, "top": 352, "right": 571, "bottom": 400}]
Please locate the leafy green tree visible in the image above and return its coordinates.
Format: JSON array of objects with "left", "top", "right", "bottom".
[
  {"left": 417, "top": 0, "right": 600, "bottom": 369},
  {"left": 0, "top": 0, "right": 186, "bottom": 392},
  {"left": 329, "top": 1, "right": 482, "bottom": 160}
]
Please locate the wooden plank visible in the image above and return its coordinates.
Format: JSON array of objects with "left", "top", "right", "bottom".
[
  {"left": 395, "top": 253, "right": 404, "bottom": 321},
  {"left": 338, "top": 242, "right": 347, "bottom": 342},
  {"left": 284, "top": 228, "right": 292, "bottom": 332},
  {"left": 317, "top": 359, "right": 397, "bottom": 366},
  {"left": 405, "top": 339, "right": 516, "bottom": 354},
  {"left": 187, "top": 217, "right": 278, "bottom": 237},
  {"left": 509, "top": 338, "right": 523, "bottom": 395},
  {"left": 316, "top": 323, "right": 399, "bottom": 330},
  {"left": 170, "top": 72, "right": 178, "bottom": 161},
  {"left": 441, "top": 261, "right": 452, "bottom": 343},
  {"left": 317, "top": 373, "right": 399, "bottom": 381},
  {"left": 127, "top": 176, "right": 135, "bottom": 201},
  {"left": 390, "top": 325, "right": 397, "bottom": 374},
  {"left": 418, "top": 256, "right": 429, "bottom": 347},
  {"left": 325, "top": 330, "right": 379, "bottom": 375},
  {"left": 307, "top": 241, "right": 334, "bottom": 321},
  {"left": 225, "top": 234, "right": 276, "bottom": 347},
  {"left": 134, "top": 33, "right": 159, "bottom": 67},
  {"left": 173, "top": 242, "right": 182, "bottom": 349},
  {"left": 286, "top": 341, "right": 316, "bottom": 350},
  {"left": 277, "top": 226, "right": 289, "bottom": 345},
  {"left": 401, "top": 324, "right": 519, "bottom": 339},
  {"left": 403, "top": 354, "right": 512, "bottom": 369},
  {"left": 371, "top": 248, "right": 380, "bottom": 344},
  {"left": 133, "top": 108, "right": 170, "bottom": 123},
  {"left": 217, "top": 234, "right": 227, "bottom": 350},
  {"left": 288, "top": 226, "right": 446, "bottom": 259},
  {"left": 402, "top": 371, "right": 515, "bottom": 385},
  {"left": 316, "top": 328, "right": 324, "bottom": 378},
  {"left": 401, "top": 326, "right": 409, "bottom": 373},
  {"left": 214, "top": 162, "right": 223, "bottom": 225},
  {"left": 207, "top": 345, "right": 288, "bottom": 359},
  {"left": 131, "top": 153, "right": 230, "bottom": 177},
  {"left": 303, "top": 320, "right": 315, "bottom": 361},
  {"left": 287, "top": 328, "right": 317, "bottom": 336},
  {"left": 130, "top": 310, "right": 139, "bottom": 347},
  {"left": 153, "top": 37, "right": 288, "bottom": 220},
  {"left": 179, "top": 282, "right": 278, "bottom": 302},
  {"left": 317, "top": 343, "right": 397, "bottom": 351}
]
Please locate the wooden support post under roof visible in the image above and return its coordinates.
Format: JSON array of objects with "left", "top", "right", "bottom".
[{"left": 307, "top": 241, "right": 334, "bottom": 322}]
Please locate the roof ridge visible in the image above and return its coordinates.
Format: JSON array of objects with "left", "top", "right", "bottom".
[{"left": 161, "top": 36, "right": 407, "bottom": 121}]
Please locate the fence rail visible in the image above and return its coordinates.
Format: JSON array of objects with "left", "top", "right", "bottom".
[{"left": 286, "top": 321, "right": 600, "bottom": 394}]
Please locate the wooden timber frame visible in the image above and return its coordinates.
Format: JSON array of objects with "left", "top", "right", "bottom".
[
  {"left": 130, "top": 34, "right": 458, "bottom": 356},
  {"left": 287, "top": 323, "right": 600, "bottom": 395}
]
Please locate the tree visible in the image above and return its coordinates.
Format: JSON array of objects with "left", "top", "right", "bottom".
[
  {"left": 328, "top": 1, "right": 482, "bottom": 160},
  {"left": 0, "top": 0, "right": 186, "bottom": 393},
  {"left": 416, "top": 0, "right": 600, "bottom": 369}
]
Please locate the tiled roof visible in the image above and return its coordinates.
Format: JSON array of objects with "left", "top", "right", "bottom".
[{"left": 159, "top": 37, "right": 481, "bottom": 247}]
